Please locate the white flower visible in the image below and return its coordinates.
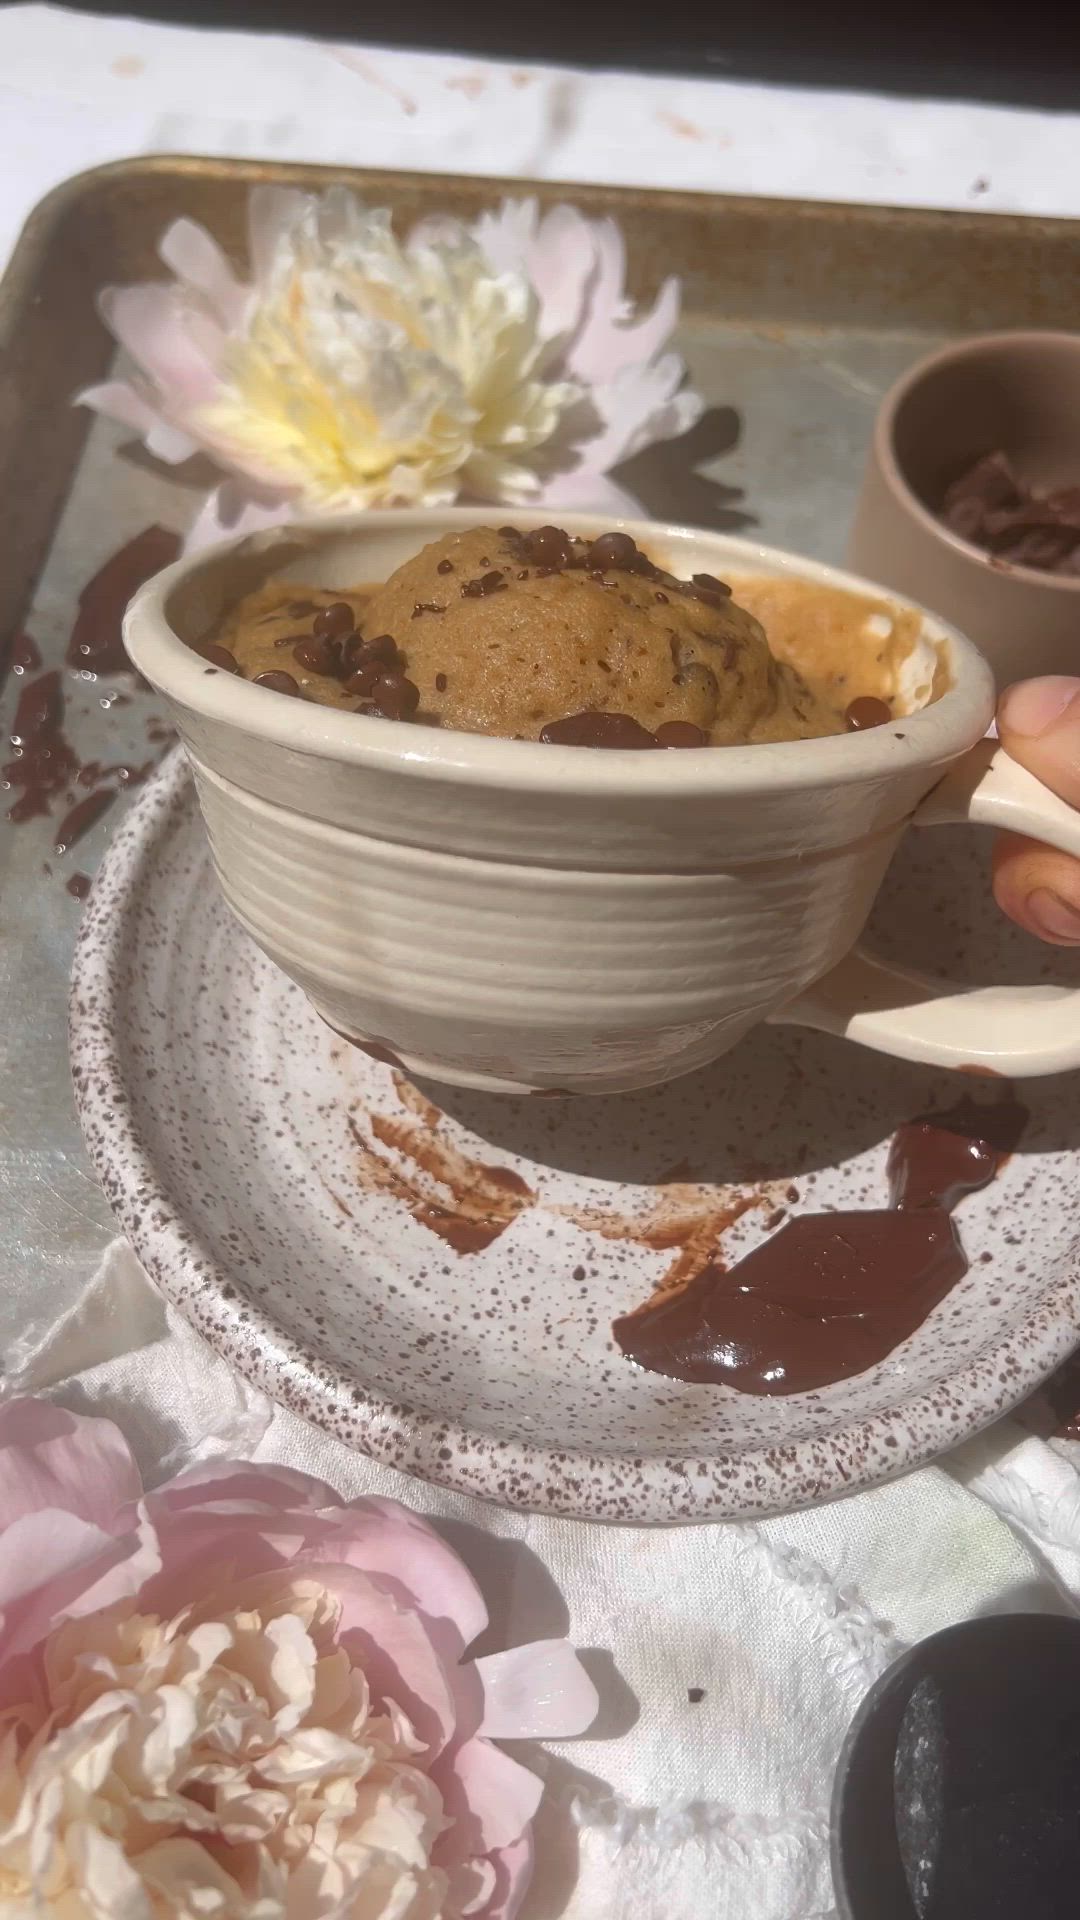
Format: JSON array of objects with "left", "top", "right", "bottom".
[
  {"left": 76, "top": 188, "right": 702, "bottom": 547},
  {"left": 0, "top": 1576, "right": 477, "bottom": 1918}
]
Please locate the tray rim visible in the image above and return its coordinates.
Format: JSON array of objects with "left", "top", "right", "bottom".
[
  {"left": 69, "top": 750, "right": 1080, "bottom": 1526},
  {"left": 6, "top": 149, "right": 1080, "bottom": 660}
]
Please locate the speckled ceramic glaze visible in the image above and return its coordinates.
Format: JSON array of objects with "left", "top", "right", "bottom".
[{"left": 71, "top": 751, "right": 1080, "bottom": 1523}]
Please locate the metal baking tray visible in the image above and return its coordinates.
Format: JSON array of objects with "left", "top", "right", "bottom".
[{"left": 3, "top": 155, "right": 1080, "bottom": 1362}]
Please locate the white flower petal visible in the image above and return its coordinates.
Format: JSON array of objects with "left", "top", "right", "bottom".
[{"left": 67, "top": 1819, "right": 156, "bottom": 1920}]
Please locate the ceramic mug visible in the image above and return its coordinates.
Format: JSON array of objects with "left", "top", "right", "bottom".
[{"left": 125, "top": 509, "right": 1080, "bottom": 1095}]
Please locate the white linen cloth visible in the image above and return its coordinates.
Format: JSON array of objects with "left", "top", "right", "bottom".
[
  {"left": 12, "top": 1240, "right": 1080, "bottom": 1920},
  {"left": 6, "top": 9, "right": 1080, "bottom": 1914}
]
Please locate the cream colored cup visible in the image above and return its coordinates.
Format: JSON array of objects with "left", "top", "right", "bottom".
[
  {"left": 849, "top": 331, "right": 1080, "bottom": 688},
  {"left": 125, "top": 509, "right": 1080, "bottom": 1095}
]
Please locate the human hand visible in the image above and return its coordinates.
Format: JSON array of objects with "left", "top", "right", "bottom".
[{"left": 994, "top": 678, "right": 1080, "bottom": 945}]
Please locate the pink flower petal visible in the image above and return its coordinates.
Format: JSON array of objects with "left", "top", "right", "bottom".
[
  {"left": 183, "top": 485, "right": 296, "bottom": 554},
  {"left": 328, "top": 1563, "right": 459, "bottom": 1757},
  {"left": 100, "top": 284, "right": 223, "bottom": 409},
  {"left": 77, "top": 379, "right": 200, "bottom": 465},
  {"left": 0, "top": 1510, "right": 118, "bottom": 1609},
  {"left": 326, "top": 1496, "right": 489, "bottom": 1650},
  {"left": 480, "top": 1834, "right": 534, "bottom": 1920},
  {"left": 153, "top": 1460, "right": 343, "bottom": 1514},
  {"left": 159, "top": 217, "right": 248, "bottom": 330},
  {"left": 474, "top": 1640, "right": 598, "bottom": 1740},
  {"left": 0, "top": 1506, "right": 160, "bottom": 1668},
  {"left": 565, "top": 224, "right": 684, "bottom": 383},
  {"left": 0, "top": 1397, "right": 141, "bottom": 1532},
  {"left": 432, "top": 1737, "right": 543, "bottom": 1857}
]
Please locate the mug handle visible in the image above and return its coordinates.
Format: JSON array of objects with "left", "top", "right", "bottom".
[{"left": 775, "top": 739, "right": 1080, "bottom": 1075}]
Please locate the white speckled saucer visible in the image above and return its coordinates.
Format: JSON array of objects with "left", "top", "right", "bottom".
[{"left": 71, "top": 751, "right": 1080, "bottom": 1523}]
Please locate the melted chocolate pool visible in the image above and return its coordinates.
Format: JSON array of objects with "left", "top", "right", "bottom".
[{"left": 614, "top": 1094, "right": 1027, "bottom": 1396}]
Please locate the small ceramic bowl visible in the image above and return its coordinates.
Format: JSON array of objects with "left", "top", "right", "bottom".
[
  {"left": 849, "top": 330, "right": 1080, "bottom": 688},
  {"left": 124, "top": 509, "right": 1080, "bottom": 1095}
]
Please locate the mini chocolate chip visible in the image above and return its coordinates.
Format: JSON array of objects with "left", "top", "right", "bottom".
[
  {"left": 436, "top": 558, "right": 455, "bottom": 574},
  {"left": 435, "top": 672, "right": 448, "bottom": 692},
  {"left": 587, "top": 530, "right": 640, "bottom": 572},
  {"left": 688, "top": 1687, "right": 706, "bottom": 1705},
  {"left": 344, "top": 659, "right": 384, "bottom": 697},
  {"left": 654, "top": 590, "right": 669, "bottom": 603},
  {"left": 313, "top": 601, "right": 354, "bottom": 639},
  {"left": 845, "top": 695, "right": 892, "bottom": 731},
  {"left": 692, "top": 572, "right": 732, "bottom": 597},
  {"left": 498, "top": 524, "right": 520, "bottom": 538},
  {"left": 540, "top": 710, "right": 661, "bottom": 749},
  {"left": 412, "top": 601, "right": 445, "bottom": 618},
  {"left": 201, "top": 644, "right": 241, "bottom": 673},
  {"left": 523, "top": 525, "right": 574, "bottom": 567},
  {"left": 292, "top": 635, "right": 341, "bottom": 675},
  {"left": 461, "top": 571, "right": 507, "bottom": 598},
  {"left": 517, "top": 569, "right": 529, "bottom": 580},
  {"left": 479, "top": 556, "right": 490, "bottom": 567},
  {"left": 254, "top": 670, "right": 301, "bottom": 695},
  {"left": 656, "top": 720, "right": 708, "bottom": 748},
  {"left": 344, "top": 632, "right": 398, "bottom": 673},
  {"left": 370, "top": 671, "right": 420, "bottom": 720}
]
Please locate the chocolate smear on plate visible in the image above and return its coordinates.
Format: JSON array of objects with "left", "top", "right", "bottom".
[{"left": 615, "top": 1092, "right": 1027, "bottom": 1395}]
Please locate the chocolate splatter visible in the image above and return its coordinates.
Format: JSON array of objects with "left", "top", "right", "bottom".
[
  {"left": 68, "top": 526, "right": 181, "bottom": 673},
  {"left": 615, "top": 1093, "right": 1026, "bottom": 1396},
  {"left": 4, "top": 671, "right": 78, "bottom": 822},
  {"left": 54, "top": 788, "right": 115, "bottom": 854}
]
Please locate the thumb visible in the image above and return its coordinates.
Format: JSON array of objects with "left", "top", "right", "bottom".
[{"left": 997, "top": 677, "right": 1080, "bottom": 806}]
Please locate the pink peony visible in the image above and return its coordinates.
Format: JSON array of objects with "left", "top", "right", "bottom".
[
  {"left": 0, "top": 1398, "right": 597, "bottom": 1917},
  {"left": 76, "top": 186, "right": 702, "bottom": 549}
]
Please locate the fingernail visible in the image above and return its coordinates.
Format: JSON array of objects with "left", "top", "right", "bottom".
[
  {"left": 1026, "top": 887, "right": 1080, "bottom": 945},
  {"left": 998, "top": 677, "right": 1080, "bottom": 737}
]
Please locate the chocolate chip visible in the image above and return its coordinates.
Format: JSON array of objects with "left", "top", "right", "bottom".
[
  {"left": 845, "top": 695, "right": 892, "bottom": 731},
  {"left": 436, "top": 558, "right": 455, "bottom": 574},
  {"left": 587, "top": 531, "right": 640, "bottom": 572},
  {"left": 523, "top": 525, "right": 574, "bottom": 568},
  {"left": 369, "top": 671, "right": 420, "bottom": 721},
  {"left": 690, "top": 577, "right": 734, "bottom": 610},
  {"left": 540, "top": 711, "right": 661, "bottom": 749},
  {"left": 435, "top": 672, "right": 448, "bottom": 692},
  {"left": 343, "top": 632, "right": 397, "bottom": 673},
  {"left": 254, "top": 670, "right": 301, "bottom": 695},
  {"left": 344, "top": 659, "right": 384, "bottom": 697},
  {"left": 461, "top": 571, "right": 507, "bottom": 598},
  {"left": 688, "top": 1687, "right": 706, "bottom": 1704},
  {"left": 292, "top": 635, "right": 341, "bottom": 675},
  {"left": 201, "top": 644, "right": 241, "bottom": 673},
  {"left": 656, "top": 720, "right": 708, "bottom": 748},
  {"left": 654, "top": 590, "right": 669, "bottom": 603},
  {"left": 313, "top": 601, "right": 354, "bottom": 639},
  {"left": 517, "top": 569, "right": 529, "bottom": 580},
  {"left": 412, "top": 601, "right": 445, "bottom": 617},
  {"left": 498, "top": 525, "right": 520, "bottom": 539}
]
